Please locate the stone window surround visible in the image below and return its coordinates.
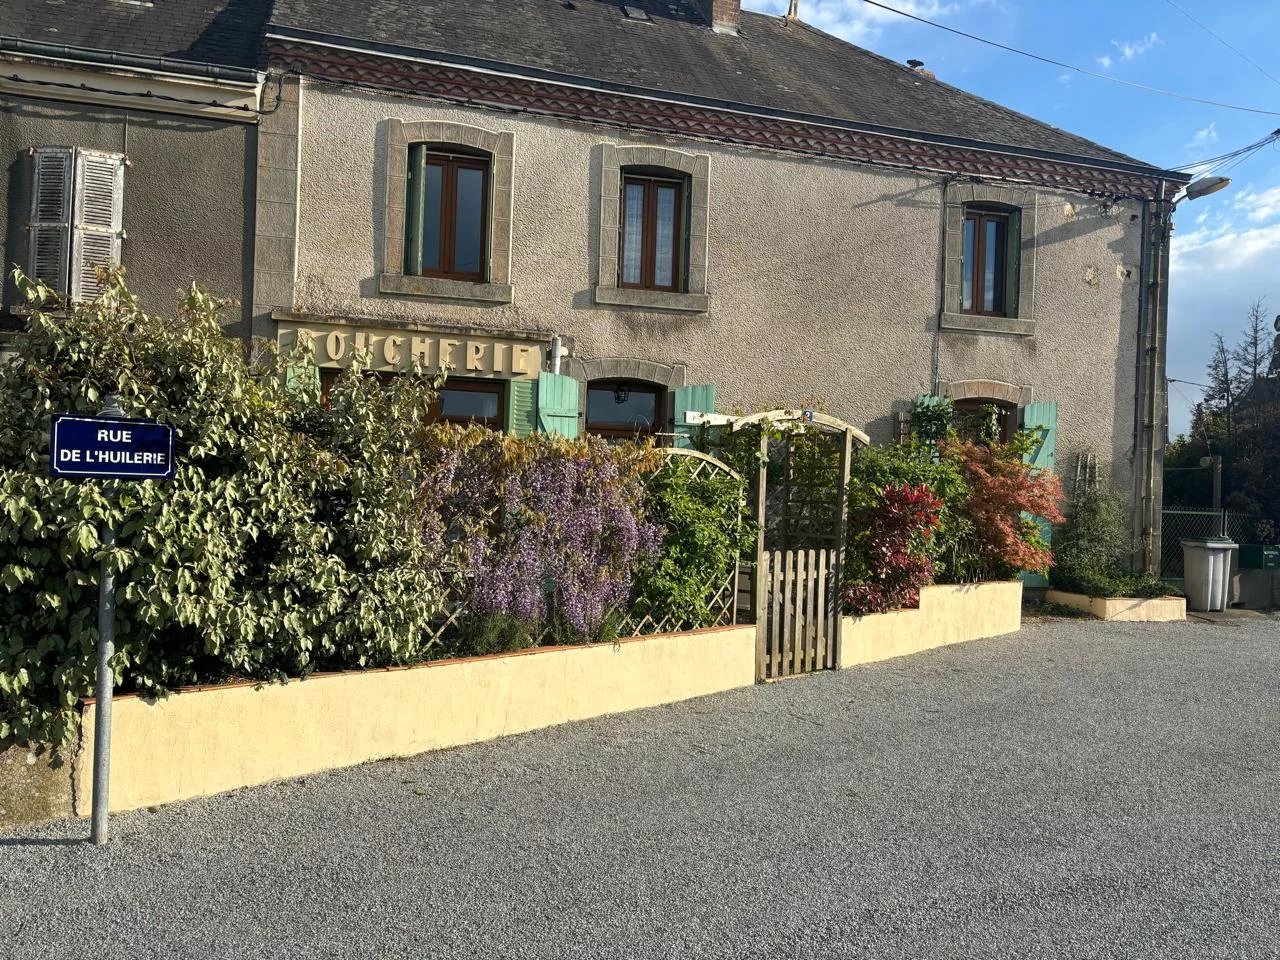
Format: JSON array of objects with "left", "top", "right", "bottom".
[
  {"left": 594, "top": 143, "right": 710, "bottom": 314},
  {"left": 938, "top": 378, "right": 1033, "bottom": 408},
  {"left": 379, "top": 118, "right": 515, "bottom": 304},
  {"left": 940, "top": 184, "right": 1037, "bottom": 337},
  {"left": 563, "top": 356, "right": 688, "bottom": 429}
]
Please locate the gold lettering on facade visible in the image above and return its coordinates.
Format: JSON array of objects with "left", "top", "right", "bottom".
[
  {"left": 438, "top": 339, "right": 460, "bottom": 370},
  {"left": 281, "top": 323, "right": 544, "bottom": 380},
  {"left": 325, "top": 331, "right": 346, "bottom": 361},
  {"left": 513, "top": 345, "right": 536, "bottom": 375},
  {"left": 383, "top": 336, "right": 404, "bottom": 366},
  {"left": 410, "top": 336, "right": 433, "bottom": 367}
]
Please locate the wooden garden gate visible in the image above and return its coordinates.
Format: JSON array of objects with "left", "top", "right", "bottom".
[{"left": 733, "top": 411, "right": 867, "bottom": 680}]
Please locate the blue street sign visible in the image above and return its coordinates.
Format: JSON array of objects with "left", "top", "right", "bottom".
[{"left": 50, "top": 415, "right": 176, "bottom": 480}]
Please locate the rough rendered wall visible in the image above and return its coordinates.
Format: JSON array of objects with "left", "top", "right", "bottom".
[
  {"left": 293, "top": 81, "right": 1141, "bottom": 490},
  {"left": 1, "top": 94, "right": 255, "bottom": 332}
]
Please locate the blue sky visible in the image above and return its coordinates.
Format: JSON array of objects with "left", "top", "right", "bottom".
[{"left": 744, "top": 0, "right": 1280, "bottom": 437}]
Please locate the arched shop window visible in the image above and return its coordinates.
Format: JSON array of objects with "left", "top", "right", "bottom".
[{"left": 586, "top": 379, "right": 664, "bottom": 439}]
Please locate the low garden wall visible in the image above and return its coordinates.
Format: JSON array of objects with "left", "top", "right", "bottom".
[
  {"left": 1045, "top": 590, "right": 1186, "bottom": 622},
  {"left": 73, "top": 625, "right": 755, "bottom": 816},
  {"left": 839, "top": 581, "right": 1023, "bottom": 668}
]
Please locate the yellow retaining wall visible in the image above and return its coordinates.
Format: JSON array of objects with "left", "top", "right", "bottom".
[
  {"left": 838, "top": 581, "right": 1023, "bottom": 668},
  {"left": 76, "top": 626, "right": 755, "bottom": 815},
  {"left": 1045, "top": 589, "right": 1186, "bottom": 622}
]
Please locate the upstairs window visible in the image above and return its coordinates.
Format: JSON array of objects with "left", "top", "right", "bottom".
[
  {"left": 620, "top": 172, "right": 686, "bottom": 292},
  {"left": 28, "top": 147, "right": 125, "bottom": 300},
  {"left": 405, "top": 146, "right": 490, "bottom": 283},
  {"left": 961, "top": 205, "right": 1019, "bottom": 317}
]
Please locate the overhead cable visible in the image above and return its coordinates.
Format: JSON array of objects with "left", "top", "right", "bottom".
[{"left": 857, "top": 0, "right": 1280, "bottom": 117}]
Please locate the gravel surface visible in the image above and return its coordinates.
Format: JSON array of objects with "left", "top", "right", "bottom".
[{"left": 3, "top": 617, "right": 1278, "bottom": 959}]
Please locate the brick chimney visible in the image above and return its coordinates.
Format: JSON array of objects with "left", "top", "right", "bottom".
[{"left": 695, "top": 0, "right": 741, "bottom": 34}]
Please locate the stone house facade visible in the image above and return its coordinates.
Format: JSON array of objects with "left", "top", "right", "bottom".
[
  {"left": 1, "top": 0, "right": 1188, "bottom": 570},
  {"left": 260, "top": 0, "right": 1186, "bottom": 569}
]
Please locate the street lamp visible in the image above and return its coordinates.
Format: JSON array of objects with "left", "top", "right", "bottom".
[{"left": 1183, "top": 175, "right": 1232, "bottom": 202}]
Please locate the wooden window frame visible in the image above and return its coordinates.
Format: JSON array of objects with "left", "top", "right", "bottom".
[
  {"left": 319, "top": 371, "right": 506, "bottom": 431},
  {"left": 953, "top": 398, "right": 1017, "bottom": 443},
  {"left": 619, "top": 173, "right": 685, "bottom": 293},
  {"left": 409, "top": 149, "right": 491, "bottom": 284},
  {"left": 962, "top": 206, "right": 1010, "bottom": 318},
  {"left": 430, "top": 378, "right": 506, "bottom": 430},
  {"left": 586, "top": 379, "right": 664, "bottom": 439}
]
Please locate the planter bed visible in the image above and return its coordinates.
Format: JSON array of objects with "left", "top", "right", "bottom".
[
  {"left": 73, "top": 625, "right": 755, "bottom": 816},
  {"left": 839, "top": 581, "right": 1023, "bottom": 668},
  {"left": 1044, "top": 589, "right": 1185, "bottom": 622}
]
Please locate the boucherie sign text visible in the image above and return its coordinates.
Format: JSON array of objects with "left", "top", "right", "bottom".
[{"left": 279, "top": 320, "right": 546, "bottom": 380}]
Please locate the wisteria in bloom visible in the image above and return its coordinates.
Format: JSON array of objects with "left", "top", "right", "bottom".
[{"left": 419, "top": 427, "right": 662, "bottom": 639}]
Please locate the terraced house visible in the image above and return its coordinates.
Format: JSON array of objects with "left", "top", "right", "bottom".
[{"left": 1, "top": 0, "right": 1189, "bottom": 570}]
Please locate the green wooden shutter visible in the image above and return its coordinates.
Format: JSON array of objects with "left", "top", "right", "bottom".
[
  {"left": 1005, "top": 210, "right": 1022, "bottom": 319},
  {"left": 507, "top": 379, "right": 537, "bottom": 437},
  {"left": 673, "top": 384, "right": 717, "bottom": 449},
  {"left": 536, "top": 372, "right": 580, "bottom": 438},
  {"left": 1020, "top": 401, "right": 1058, "bottom": 587},
  {"left": 404, "top": 144, "right": 424, "bottom": 274}
]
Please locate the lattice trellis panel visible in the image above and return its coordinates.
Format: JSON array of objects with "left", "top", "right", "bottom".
[{"left": 422, "top": 447, "right": 745, "bottom": 649}]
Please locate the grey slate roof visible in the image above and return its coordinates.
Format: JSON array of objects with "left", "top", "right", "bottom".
[
  {"left": 270, "top": 0, "right": 1158, "bottom": 169},
  {"left": 0, "top": 0, "right": 269, "bottom": 71}
]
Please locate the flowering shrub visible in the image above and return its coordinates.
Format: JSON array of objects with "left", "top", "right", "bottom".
[
  {"left": 419, "top": 427, "right": 662, "bottom": 652},
  {"left": 947, "top": 438, "right": 1065, "bottom": 579},
  {"left": 842, "top": 484, "right": 943, "bottom": 615}
]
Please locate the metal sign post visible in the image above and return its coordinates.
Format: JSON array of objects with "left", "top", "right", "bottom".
[{"left": 50, "top": 396, "right": 175, "bottom": 845}]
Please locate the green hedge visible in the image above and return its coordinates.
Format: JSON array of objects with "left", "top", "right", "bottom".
[{"left": 0, "top": 271, "right": 446, "bottom": 743}]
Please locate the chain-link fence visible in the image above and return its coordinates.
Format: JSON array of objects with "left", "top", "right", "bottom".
[{"left": 1161, "top": 509, "right": 1267, "bottom": 579}]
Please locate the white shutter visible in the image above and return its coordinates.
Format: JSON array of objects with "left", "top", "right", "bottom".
[
  {"left": 70, "top": 149, "right": 125, "bottom": 301},
  {"left": 28, "top": 147, "right": 73, "bottom": 293}
]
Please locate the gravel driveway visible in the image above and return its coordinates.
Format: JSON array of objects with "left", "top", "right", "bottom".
[{"left": 2, "top": 617, "right": 1278, "bottom": 959}]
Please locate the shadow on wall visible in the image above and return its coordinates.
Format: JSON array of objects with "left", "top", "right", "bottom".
[
  {"left": 1032, "top": 199, "right": 1134, "bottom": 259},
  {"left": 3, "top": 153, "right": 30, "bottom": 314}
]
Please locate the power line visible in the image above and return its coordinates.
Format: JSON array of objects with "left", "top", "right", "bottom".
[
  {"left": 857, "top": 0, "right": 1280, "bottom": 117},
  {"left": 1161, "top": 0, "right": 1280, "bottom": 90},
  {"left": 1173, "top": 128, "right": 1280, "bottom": 170}
]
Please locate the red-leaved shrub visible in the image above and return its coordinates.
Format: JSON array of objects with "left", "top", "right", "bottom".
[
  {"left": 949, "top": 439, "right": 1065, "bottom": 577},
  {"left": 842, "top": 483, "right": 944, "bottom": 616}
]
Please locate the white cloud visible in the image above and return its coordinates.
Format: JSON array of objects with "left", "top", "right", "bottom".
[
  {"left": 1186, "top": 122, "right": 1218, "bottom": 151},
  {"left": 1057, "top": 72, "right": 1073, "bottom": 85},
  {"left": 743, "top": 0, "right": 960, "bottom": 45},
  {"left": 1113, "top": 32, "right": 1161, "bottom": 61},
  {"left": 1095, "top": 33, "right": 1161, "bottom": 71},
  {"left": 1234, "top": 186, "right": 1280, "bottom": 223},
  {"left": 1168, "top": 186, "right": 1280, "bottom": 434}
]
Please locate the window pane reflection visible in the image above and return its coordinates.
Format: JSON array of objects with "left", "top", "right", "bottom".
[
  {"left": 655, "top": 185, "right": 677, "bottom": 288},
  {"left": 454, "top": 167, "right": 485, "bottom": 275},
  {"left": 622, "top": 182, "right": 645, "bottom": 285}
]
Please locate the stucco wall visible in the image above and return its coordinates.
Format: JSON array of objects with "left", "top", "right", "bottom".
[
  {"left": 1, "top": 93, "right": 255, "bottom": 331},
  {"left": 839, "top": 581, "right": 1023, "bottom": 667},
  {"left": 76, "top": 626, "right": 757, "bottom": 814},
  {"left": 292, "top": 80, "right": 1141, "bottom": 487}
]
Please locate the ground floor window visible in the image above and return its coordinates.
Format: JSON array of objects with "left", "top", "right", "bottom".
[
  {"left": 586, "top": 379, "right": 663, "bottom": 439},
  {"left": 318, "top": 370, "right": 506, "bottom": 430},
  {"left": 431, "top": 379, "right": 505, "bottom": 429},
  {"left": 953, "top": 398, "right": 1017, "bottom": 443}
]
